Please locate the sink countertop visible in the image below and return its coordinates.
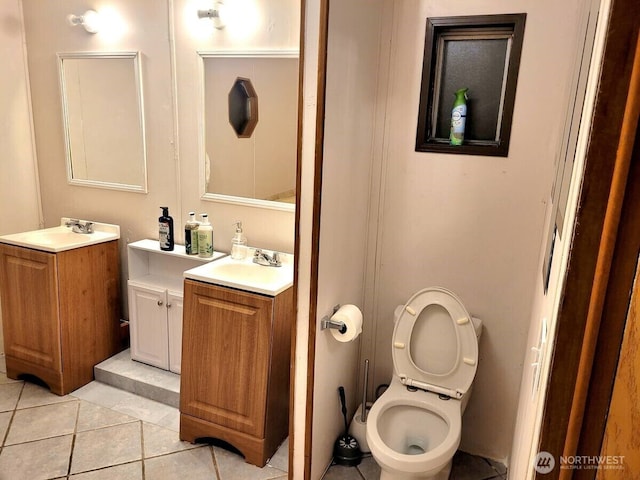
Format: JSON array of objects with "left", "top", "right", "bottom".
[
  {"left": 184, "top": 248, "right": 294, "bottom": 296},
  {"left": 0, "top": 218, "right": 120, "bottom": 253}
]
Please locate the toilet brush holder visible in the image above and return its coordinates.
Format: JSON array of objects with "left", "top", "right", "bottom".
[{"left": 349, "top": 402, "right": 372, "bottom": 453}]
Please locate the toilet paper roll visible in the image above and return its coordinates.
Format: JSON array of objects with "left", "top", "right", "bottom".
[{"left": 330, "top": 304, "right": 363, "bottom": 342}]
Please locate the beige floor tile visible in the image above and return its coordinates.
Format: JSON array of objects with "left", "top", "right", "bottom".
[
  {"left": 69, "top": 461, "right": 143, "bottom": 479},
  {"left": 16, "top": 382, "right": 75, "bottom": 409},
  {"left": 142, "top": 422, "right": 202, "bottom": 459},
  {"left": 0, "top": 373, "right": 22, "bottom": 385},
  {"left": 267, "top": 437, "right": 289, "bottom": 472},
  {"left": 71, "top": 381, "right": 126, "bottom": 409},
  {"left": 76, "top": 400, "right": 137, "bottom": 432},
  {"left": 213, "top": 446, "right": 288, "bottom": 480},
  {"left": 144, "top": 448, "right": 218, "bottom": 480},
  {"left": 5, "top": 400, "right": 79, "bottom": 445},
  {"left": 0, "top": 382, "right": 23, "bottom": 412},
  {"left": 0, "top": 434, "right": 73, "bottom": 480},
  {"left": 0, "top": 411, "right": 12, "bottom": 445},
  {"left": 154, "top": 406, "right": 180, "bottom": 432},
  {"left": 73, "top": 382, "right": 179, "bottom": 426},
  {"left": 71, "top": 421, "right": 142, "bottom": 474},
  {"left": 322, "top": 463, "right": 364, "bottom": 480},
  {"left": 356, "top": 455, "right": 381, "bottom": 479}
]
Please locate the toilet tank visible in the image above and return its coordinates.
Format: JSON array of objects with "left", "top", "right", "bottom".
[{"left": 471, "top": 317, "right": 483, "bottom": 340}]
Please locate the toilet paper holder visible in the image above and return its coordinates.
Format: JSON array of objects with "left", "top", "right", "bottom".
[{"left": 321, "top": 304, "right": 347, "bottom": 334}]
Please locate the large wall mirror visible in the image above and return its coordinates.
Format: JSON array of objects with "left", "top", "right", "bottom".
[
  {"left": 199, "top": 51, "right": 299, "bottom": 211},
  {"left": 58, "top": 52, "right": 148, "bottom": 193}
]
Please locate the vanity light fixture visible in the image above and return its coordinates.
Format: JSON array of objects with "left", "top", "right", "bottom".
[
  {"left": 67, "top": 9, "right": 102, "bottom": 34},
  {"left": 197, "top": 2, "right": 226, "bottom": 30}
]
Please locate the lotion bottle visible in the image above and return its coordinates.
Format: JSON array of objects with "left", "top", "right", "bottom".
[
  {"left": 197, "top": 213, "right": 214, "bottom": 258},
  {"left": 159, "top": 206, "right": 174, "bottom": 251},
  {"left": 230, "top": 221, "right": 247, "bottom": 260},
  {"left": 184, "top": 212, "right": 200, "bottom": 255},
  {"left": 449, "top": 88, "right": 468, "bottom": 146}
]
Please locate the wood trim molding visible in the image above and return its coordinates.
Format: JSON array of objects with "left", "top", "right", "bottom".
[
  {"left": 291, "top": 0, "right": 307, "bottom": 474},
  {"left": 536, "top": 0, "right": 639, "bottom": 478},
  {"left": 572, "top": 37, "right": 640, "bottom": 480},
  {"left": 303, "top": 0, "right": 330, "bottom": 478},
  {"left": 562, "top": 33, "right": 640, "bottom": 480}
]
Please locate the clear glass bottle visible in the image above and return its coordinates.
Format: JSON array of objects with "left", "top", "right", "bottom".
[{"left": 231, "top": 221, "right": 247, "bottom": 260}]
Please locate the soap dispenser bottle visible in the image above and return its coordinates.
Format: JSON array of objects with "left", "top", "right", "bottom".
[
  {"left": 231, "top": 221, "right": 247, "bottom": 260},
  {"left": 185, "top": 212, "right": 200, "bottom": 255},
  {"left": 159, "top": 207, "right": 174, "bottom": 251},
  {"left": 197, "top": 213, "right": 214, "bottom": 258}
]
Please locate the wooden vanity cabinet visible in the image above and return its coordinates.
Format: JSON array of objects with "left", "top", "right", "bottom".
[
  {"left": 0, "top": 242, "right": 121, "bottom": 395},
  {"left": 179, "top": 279, "right": 293, "bottom": 467}
]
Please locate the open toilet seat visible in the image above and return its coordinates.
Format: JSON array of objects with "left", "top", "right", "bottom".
[
  {"left": 366, "top": 377, "right": 462, "bottom": 476},
  {"left": 392, "top": 287, "right": 478, "bottom": 399}
]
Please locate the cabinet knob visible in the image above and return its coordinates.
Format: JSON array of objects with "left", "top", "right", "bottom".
[
  {"left": 166, "top": 303, "right": 172, "bottom": 308},
  {"left": 157, "top": 300, "right": 163, "bottom": 306}
]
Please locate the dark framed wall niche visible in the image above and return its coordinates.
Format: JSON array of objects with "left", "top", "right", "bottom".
[{"left": 415, "top": 14, "right": 526, "bottom": 157}]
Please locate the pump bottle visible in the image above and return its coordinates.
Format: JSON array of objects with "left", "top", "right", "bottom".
[
  {"left": 231, "top": 222, "right": 248, "bottom": 260},
  {"left": 185, "top": 212, "right": 200, "bottom": 255},
  {"left": 197, "top": 213, "right": 214, "bottom": 258},
  {"left": 159, "top": 207, "right": 174, "bottom": 251}
]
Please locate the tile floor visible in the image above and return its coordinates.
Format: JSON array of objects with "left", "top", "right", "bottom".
[
  {"left": 0, "top": 355, "right": 288, "bottom": 480},
  {"left": 0, "top": 354, "right": 506, "bottom": 480},
  {"left": 322, "top": 450, "right": 507, "bottom": 480}
]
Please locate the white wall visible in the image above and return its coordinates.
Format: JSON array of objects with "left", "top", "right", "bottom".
[
  {"left": 0, "top": 0, "right": 42, "bottom": 353},
  {"left": 509, "top": 0, "right": 609, "bottom": 477},
  {"left": 21, "top": 0, "right": 180, "bottom": 304},
  {"left": 310, "top": 1, "right": 388, "bottom": 477},
  {"left": 359, "top": 0, "right": 587, "bottom": 463},
  {"left": 20, "top": 0, "right": 299, "bottom": 318}
]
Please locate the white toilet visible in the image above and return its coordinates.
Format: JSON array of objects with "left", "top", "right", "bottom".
[{"left": 366, "top": 287, "right": 482, "bottom": 480}]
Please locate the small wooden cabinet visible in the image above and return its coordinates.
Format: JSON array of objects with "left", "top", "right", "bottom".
[
  {"left": 179, "top": 279, "right": 293, "bottom": 467},
  {"left": 0, "top": 241, "right": 121, "bottom": 395},
  {"left": 127, "top": 240, "right": 223, "bottom": 373}
]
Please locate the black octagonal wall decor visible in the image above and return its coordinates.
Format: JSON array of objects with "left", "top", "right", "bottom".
[{"left": 228, "top": 77, "right": 259, "bottom": 138}]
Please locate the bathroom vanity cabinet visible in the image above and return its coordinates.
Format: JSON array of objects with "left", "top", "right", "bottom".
[
  {"left": 179, "top": 279, "right": 293, "bottom": 467},
  {"left": 0, "top": 241, "right": 121, "bottom": 395},
  {"left": 127, "top": 240, "right": 224, "bottom": 373}
]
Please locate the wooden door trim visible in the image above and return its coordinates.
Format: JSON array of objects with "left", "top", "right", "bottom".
[
  {"left": 564, "top": 33, "right": 640, "bottom": 480},
  {"left": 536, "top": 0, "right": 639, "bottom": 477},
  {"left": 291, "top": 0, "right": 308, "bottom": 476},
  {"left": 302, "top": 0, "right": 330, "bottom": 478}
]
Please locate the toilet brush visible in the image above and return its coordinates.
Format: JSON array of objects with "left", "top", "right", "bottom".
[
  {"left": 348, "top": 359, "right": 370, "bottom": 452},
  {"left": 333, "top": 386, "right": 362, "bottom": 466}
]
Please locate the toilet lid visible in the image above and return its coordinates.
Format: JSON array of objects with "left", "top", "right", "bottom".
[{"left": 392, "top": 287, "right": 478, "bottom": 399}]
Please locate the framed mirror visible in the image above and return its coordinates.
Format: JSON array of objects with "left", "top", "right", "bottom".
[
  {"left": 58, "top": 52, "right": 148, "bottom": 193},
  {"left": 198, "top": 51, "right": 299, "bottom": 211}
]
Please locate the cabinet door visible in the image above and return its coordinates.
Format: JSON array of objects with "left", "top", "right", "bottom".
[
  {"left": 0, "top": 245, "right": 62, "bottom": 371},
  {"left": 128, "top": 282, "right": 169, "bottom": 369},
  {"left": 181, "top": 280, "right": 273, "bottom": 437},
  {"left": 167, "top": 291, "right": 183, "bottom": 374}
]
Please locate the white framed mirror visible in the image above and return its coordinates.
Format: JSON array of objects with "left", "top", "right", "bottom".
[
  {"left": 58, "top": 52, "right": 148, "bottom": 193},
  {"left": 198, "top": 50, "right": 299, "bottom": 211}
]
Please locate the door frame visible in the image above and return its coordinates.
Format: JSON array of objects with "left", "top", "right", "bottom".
[{"left": 536, "top": 0, "right": 640, "bottom": 477}]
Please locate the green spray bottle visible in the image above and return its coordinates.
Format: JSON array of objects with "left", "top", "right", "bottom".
[{"left": 449, "top": 88, "right": 468, "bottom": 146}]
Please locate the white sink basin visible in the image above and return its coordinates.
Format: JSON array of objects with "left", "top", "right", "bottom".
[
  {"left": 184, "top": 248, "right": 294, "bottom": 296},
  {"left": 0, "top": 218, "right": 120, "bottom": 253}
]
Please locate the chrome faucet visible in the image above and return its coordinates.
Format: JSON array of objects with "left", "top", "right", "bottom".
[
  {"left": 65, "top": 219, "right": 94, "bottom": 234},
  {"left": 253, "top": 249, "right": 282, "bottom": 267}
]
